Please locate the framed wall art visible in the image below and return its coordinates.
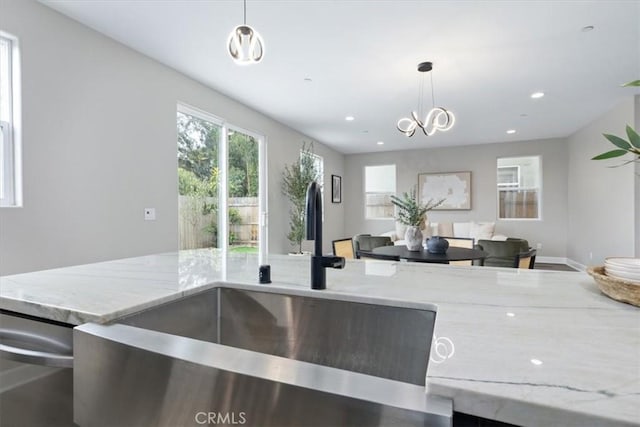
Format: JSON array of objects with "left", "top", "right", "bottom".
[
  {"left": 418, "top": 171, "right": 471, "bottom": 210},
  {"left": 331, "top": 175, "right": 342, "bottom": 203}
]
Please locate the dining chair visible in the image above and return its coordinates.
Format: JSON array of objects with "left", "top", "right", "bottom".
[
  {"left": 516, "top": 248, "right": 537, "bottom": 269},
  {"left": 352, "top": 234, "right": 371, "bottom": 258},
  {"left": 353, "top": 235, "right": 393, "bottom": 258},
  {"left": 440, "top": 236, "right": 474, "bottom": 266},
  {"left": 332, "top": 238, "right": 355, "bottom": 259},
  {"left": 474, "top": 239, "right": 534, "bottom": 269}
]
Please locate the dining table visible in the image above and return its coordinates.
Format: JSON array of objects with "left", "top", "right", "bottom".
[{"left": 360, "top": 245, "right": 488, "bottom": 265}]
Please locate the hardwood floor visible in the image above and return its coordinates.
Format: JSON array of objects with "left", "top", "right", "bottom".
[{"left": 534, "top": 262, "right": 578, "bottom": 272}]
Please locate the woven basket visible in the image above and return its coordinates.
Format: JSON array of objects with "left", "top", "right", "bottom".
[{"left": 587, "top": 266, "right": 640, "bottom": 307}]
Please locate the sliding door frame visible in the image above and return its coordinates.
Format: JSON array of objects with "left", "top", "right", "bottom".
[
  {"left": 226, "top": 123, "right": 268, "bottom": 263},
  {"left": 178, "top": 102, "right": 267, "bottom": 262}
]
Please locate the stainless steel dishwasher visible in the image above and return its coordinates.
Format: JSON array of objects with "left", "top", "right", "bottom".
[{"left": 0, "top": 311, "right": 74, "bottom": 427}]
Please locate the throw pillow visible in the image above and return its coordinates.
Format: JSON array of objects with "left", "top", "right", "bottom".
[
  {"left": 469, "top": 221, "right": 495, "bottom": 241},
  {"left": 395, "top": 221, "right": 407, "bottom": 240},
  {"left": 453, "top": 222, "right": 471, "bottom": 238},
  {"left": 437, "top": 222, "right": 454, "bottom": 237},
  {"left": 422, "top": 222, "right": 433, "bottom": 238}
]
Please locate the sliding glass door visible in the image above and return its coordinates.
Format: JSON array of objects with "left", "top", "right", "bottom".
[
  {"left": 226, "top": 126, "right": 265, "bottom": 256},
  {"left": 177, "top": 105, "right": 267, "bottom": 260},
  {"left": 177, "top": 107, "right": 221, "bottom": 250}
]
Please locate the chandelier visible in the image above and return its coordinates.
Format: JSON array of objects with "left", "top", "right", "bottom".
[
  {"left": 227, "top": 0, "right": 264, "bottom": 65},
  {"left": 397, "top": 62, "right": 455, "bottom": 137}
]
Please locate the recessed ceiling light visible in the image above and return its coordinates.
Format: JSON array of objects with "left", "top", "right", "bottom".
[
  {"left": 581, "top": 25, "right": 595, "bottom": 32},
  {"left": 530, "top": 358, "right": 543, "bottom": 366},
  {"left": 345, "top": 116, "right": 355, "bottom": 121},
  {"left": 303, "top": 77, "right": 312, "bottom": 82},
  {"left": 506, "top": 312, "right": 515, "bottom": 317},
  {"left": 377, "top": 141, "right": 384, "bottom": 145},
  {"left": 531, "top": 92, "right": 545, "bottom": 99},
  {"left": 506, "top": 129, "right": 516, "bottom": 134}
]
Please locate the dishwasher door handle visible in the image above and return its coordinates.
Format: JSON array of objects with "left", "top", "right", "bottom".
[{"left": 0, "top": 329, "right": 73, "bottom": 368}]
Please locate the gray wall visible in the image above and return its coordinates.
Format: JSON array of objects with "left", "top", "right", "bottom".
[
  {"left": 567, "top": 98, "right": 636, "bottom": 266},
  {"left": 344, "top": 138, "right": 569, "bottom": 258},
  {"left": 0, "top": 0, "right": 344, "bottom": 275}
]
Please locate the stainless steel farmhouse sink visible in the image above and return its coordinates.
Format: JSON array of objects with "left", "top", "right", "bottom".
[{"left": 74, "top": 285, "right": 452, "bottom": 426}]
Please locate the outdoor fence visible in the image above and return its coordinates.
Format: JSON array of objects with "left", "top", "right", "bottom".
[{"left": 179, "top": 196, "right": 259, "bottom": 250}]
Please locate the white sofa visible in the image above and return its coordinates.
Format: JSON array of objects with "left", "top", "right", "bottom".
[{"left": 382, "top": 221, "right": 508, "bottom": 246}]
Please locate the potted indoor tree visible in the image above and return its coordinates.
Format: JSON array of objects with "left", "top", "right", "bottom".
[
  {"left": 281, "top": 142, "right": 320, "bottom": 254},
  {"left": 390, "top": 187, "right": 444, "bottom": 251},
  {"left": 587, "top": 80, "right": 640, "bottom": 306},
  {"left": 592, "top": 80, "right": 640, "bottom": 166}
]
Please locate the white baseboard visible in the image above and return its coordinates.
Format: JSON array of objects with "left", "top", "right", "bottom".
[
  {"left": 536, "top": 256, "right": 567, "bottom": 264},
  {"left": 566, "top": 258, "right": 587, "bottom": 272}
]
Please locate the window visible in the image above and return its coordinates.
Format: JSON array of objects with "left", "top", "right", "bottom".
[
  {"left": 0, "top": 33, "right": 20, "bottom": 207},
  {"left": 301, "top": 150, "right": 324, "bottom": 220},
  {"left": 365, "top": 164, "right": 396, "bottom": 219},
  {"left": 497, "top": 156, "right": 541, "bottom": 219},
  {"left": 497, "top": 166, "right": 520, "bottom": 187}
]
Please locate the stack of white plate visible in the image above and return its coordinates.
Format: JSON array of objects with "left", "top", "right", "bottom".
[{"left": 605, "top": 258, "right": 640, "bottom": 284}]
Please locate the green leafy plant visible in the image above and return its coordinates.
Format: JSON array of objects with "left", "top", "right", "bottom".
[
  {"left": 228, "top": 207, "right": 242, "bottom": 225},
  {"left": 204, "top": 208, "right": 242, "bottom": 245},
  {"left": 592, "top": 80, "right": 640, "bottom": 166},
  {"left": 390, "top": 187, "right": 445, "bottom": 227},
  {"left": 281, "top": 142, "right": 320, "bottom": 253}
]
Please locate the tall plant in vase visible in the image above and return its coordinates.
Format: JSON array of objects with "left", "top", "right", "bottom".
[
  {"left": 281, "top": 142, "right": 320, "bottom": 254},
  {"left": 390, "top": 188, "right": 445, "bottom": 251}
]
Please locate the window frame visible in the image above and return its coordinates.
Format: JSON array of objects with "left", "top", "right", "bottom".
[
  {"left": 0, "top": 32, "right": 21, "bottom": 208},
  {"left": 364, "top": 164, "right": 396, "bottom": 220},
  {"left": 497, "top": 165, "right": 520, "bottom": 188},
  {"left": 0, "top": 121, "right": 14, "bottom": 204},
  {"left": 496, "top": 156, "right": 542, "bottom": 221}
]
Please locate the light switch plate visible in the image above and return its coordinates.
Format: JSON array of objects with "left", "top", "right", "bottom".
[{"left": 144, "top": 208, "right": 156, "bottom": 221}]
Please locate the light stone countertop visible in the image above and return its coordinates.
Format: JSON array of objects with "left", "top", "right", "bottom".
[{"left": 1, "top": 249, "right": 639, "bottom": 426}]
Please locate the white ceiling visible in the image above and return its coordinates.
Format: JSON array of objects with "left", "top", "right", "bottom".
[{"left": 41, "top": 0, "right": 640, "bottom": 154}]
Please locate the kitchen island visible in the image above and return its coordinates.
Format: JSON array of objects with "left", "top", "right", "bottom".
[{"left": 1, "top": 249, "right": 638, "bottom": 426}]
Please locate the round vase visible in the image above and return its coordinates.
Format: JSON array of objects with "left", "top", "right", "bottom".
[
  {"left": 404, "top": 226, "right": 423, "bottom": 251},
  {"left": 427, "top": 236, "right": 449, "bottom": 254}
]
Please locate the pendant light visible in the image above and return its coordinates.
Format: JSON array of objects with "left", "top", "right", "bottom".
[
  {"left": 397, "top": 62, "right": 455, "bottom": 137},
  {"left": 227, "top": 0, "right": 264, "bottom": 65}
]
